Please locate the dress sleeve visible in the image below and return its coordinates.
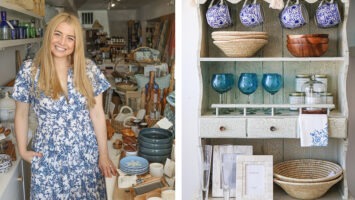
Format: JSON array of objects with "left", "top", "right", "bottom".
[
  {"left": 86, "top": 59, "right": 110, "bottom": 96},
  {"left": 12, "top": 60, "right": 34, "bottom": 103}
]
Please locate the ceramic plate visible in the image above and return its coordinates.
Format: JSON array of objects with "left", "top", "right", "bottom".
[{"left": 119, "top": 156, "right": 148, "bottom": 171}]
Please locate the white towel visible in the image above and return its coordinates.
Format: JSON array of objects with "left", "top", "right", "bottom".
[{"left": 299, "top": 114, "right": 328, "bottom": 147}]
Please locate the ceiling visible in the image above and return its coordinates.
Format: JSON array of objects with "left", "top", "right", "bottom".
[{"left": 45, "top": 0, "right": 172, "bottom": 11}]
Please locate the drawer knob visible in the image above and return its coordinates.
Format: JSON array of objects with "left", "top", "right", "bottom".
[
  {"left": 270, "top": 126, "right": 277, "bottom": 131},
  {"left": 219, "top": 126, "right": 226, "bottom": 131}
]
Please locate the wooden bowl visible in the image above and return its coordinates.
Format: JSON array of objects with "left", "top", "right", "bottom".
[
  {"left": 287, "top": 34, "right": 329, "bottom": 40},
  {"left": 287, "top": 37, "right": 329, "bottom": 44},
  {"left": 287, "top": 43, "right": 328, "bottom": 57}
]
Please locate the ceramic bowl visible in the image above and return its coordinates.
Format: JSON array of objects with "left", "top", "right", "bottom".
[
  {"left": 139, "top": 146, "right": 172, "bottom": 156},
  {"left": 287, "top": 43, "right": 328, "bottom": 57},
  {"left": 139, "top": 139, "right": 172, "bottom": 149},
  {"left": 138, "top": 128, "right": 173, "bottom": 144},
  {"left": 138, "top": 152, "right": 170, "bottom": 163}
]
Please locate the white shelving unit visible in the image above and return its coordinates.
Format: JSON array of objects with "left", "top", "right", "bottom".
[
  {"left": 197, "top": 0, "right": 350, "bottom": 199},
  {"left": 0, "top": 2, "right": 43, "bottom": 50}
]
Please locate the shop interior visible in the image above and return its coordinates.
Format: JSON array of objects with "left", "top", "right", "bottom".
[{"left": 0, "top": 0, "right": 175, "bottom": 199}]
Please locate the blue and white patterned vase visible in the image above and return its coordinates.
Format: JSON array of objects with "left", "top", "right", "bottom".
[
  {"left": 279, "top": 0, "right": 309, "bottom": 29},
  {"left": 315, "top": 0, "right": 341, "bottom": 28},
  {"left": 206, "top": 0, "right": 232, "bottom": 29},
  {"left": 239, "top": 0, "right": 264, "bottom": 28}
]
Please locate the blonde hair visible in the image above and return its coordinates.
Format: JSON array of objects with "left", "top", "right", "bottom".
[{"left": 32, "top": 12, "right": 95, "bottom": 107}]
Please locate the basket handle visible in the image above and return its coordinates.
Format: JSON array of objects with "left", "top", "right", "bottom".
[{"left": 119, "top": 106, "right": 134, "bottom": 115}]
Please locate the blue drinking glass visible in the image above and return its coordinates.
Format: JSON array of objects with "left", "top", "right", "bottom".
[
  {"left": 262, "top": 73, "right": 283, "bottom": 114},
  {"left": 211, "top": 73, "right": 234, "bottom": 104},
  {"left": 238, "top": 73, "right": 258, "bottom": 114}
]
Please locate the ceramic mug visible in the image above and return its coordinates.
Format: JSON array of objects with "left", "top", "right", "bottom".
[
  {"left": 315, "top": 0, "right": 341, "bottom": 28},
  {"left": 239, "top": 0, "right": 264, "bottom": 27},
  {"left": 206, "top": 0, "right": 232, "bottom": 29},
  {"left": 149, "top": 163, "right": 164, "bottom": 177},
  {"left": 279, "top": 0, "right": 309, "bottom": 29}
]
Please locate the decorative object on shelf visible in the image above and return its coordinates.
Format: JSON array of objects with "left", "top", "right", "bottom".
[
  {"left": 206, "top": 0, "right": 232, "bottom": 29},
  {"left": 279, "top": 0, "right": 309, "bottom": 29},
  {"left": 274, "top": 159, "right": 343, "bottom": 183},
  {"left": 0, "top": 11, "right": 12, "bottom": 40},
  {"left": 287, "top": 34, "right": 329, "bottom": 57},
  {"left": 236, "top": 155, "right": 273, "bottom": 200},
  {"left": 212, "top": 31, "right": 268, "bottom": 57},
  {"left": 315, "top": 0, "right": 341, "bottom": 28},
  {"left": 220, "top": 151, "right": 236, "bottom": 200},
  {"left": 0, "top": 92, "right": 15, "bottom": 122},
  {"left": 303, "top": 75, "right": 326, "bottom": 111},
  {"left": 238, "top": 73, "right": 258, "bottom": 114},
  {"left": 131, "top": 47, "right": 160, "bottom": 64},
  {"left": 211, "top": 73, "right": 234, "bottom": 114},
  {"left": 199, "top": 145, "right": 212, "bottom": 200},
  {"left": 212, "top": 145, "right": 253, "bottom": 197},
  {"left": 274, "top": 174, "right": 343, "bottom": 200},
  {"left": 262, "top": 73, "right": 283, "bottom": 114},
  {"left": 239, "top": 0, "right": 264, "bottom": 28}
]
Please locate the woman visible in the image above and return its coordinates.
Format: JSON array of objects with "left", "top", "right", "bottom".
[{"left": 12, "top": 12, "right": 117, "bottom": 199}]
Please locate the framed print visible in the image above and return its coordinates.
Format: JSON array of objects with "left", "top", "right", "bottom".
[
  {"left": 236, "top": 155, "right": 273, "bottom": 200},
  {"left": 212, "top": 145, "right": 253, "bottom": 197}
]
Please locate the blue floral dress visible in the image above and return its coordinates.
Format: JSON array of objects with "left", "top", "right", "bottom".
[{"left": 12, "top": 59, "right": 110, "bottom": 200}]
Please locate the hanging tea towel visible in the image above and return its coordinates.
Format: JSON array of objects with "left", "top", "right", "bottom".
[{"left": 298, "top": 114, "right": 328, "bottom": 147}]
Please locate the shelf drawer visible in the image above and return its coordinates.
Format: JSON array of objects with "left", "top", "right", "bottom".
[
  {"left": 328, "top": 118, "right": 347, "bottom": 138},
  {"left": 200, "top": 118, "right": 246, "bottom": 138},
  {"left": 247, "top": 118, "right": 297, "bottom": 138}
]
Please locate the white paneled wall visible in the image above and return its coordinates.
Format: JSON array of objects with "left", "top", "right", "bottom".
[{"left": 0, "top": 46, "right": 27, "bottom": 86}]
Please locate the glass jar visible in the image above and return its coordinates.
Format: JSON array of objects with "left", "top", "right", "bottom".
[
  {"left": 0, "top": 11, "right": 11, "bottom": 40},
  {"left": 303, "top": 75, "right": 326, "bottom": 111},
  {"left": 289, "top": 92, "right": 305, "bottom": 111},
  {"left": 295, "top": 74, "right": 311, "bottom": 92},
  {"left": 8, "top": 20, "right": 19, "bottom": 40},
  {"left": 315, "top": 74, "right": 328, "bottom": 92}
]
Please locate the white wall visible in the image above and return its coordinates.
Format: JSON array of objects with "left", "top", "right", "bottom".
[
  {"left": 107, "top": 10, "right": 137, "bottom": 40},
  {"left": 181, "top": 0, "right": 201, "bottom": 199},
  {"left": 78, "top": 10, "right": 111, "bottom": 36}
]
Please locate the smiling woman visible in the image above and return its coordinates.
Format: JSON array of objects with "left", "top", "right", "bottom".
[{"left": 12, "top": 12, "right": 117, "bottom": 199}]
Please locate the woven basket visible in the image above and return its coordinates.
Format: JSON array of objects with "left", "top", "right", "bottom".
[
  {"left": 274, "top": 159, "right": 343, "bottom": 183},
  {"left": 274, "top": 174, "right": 343, "bottom": 200},
  {"left": 213, "top": 39, "right": 268, "bottom": 57}
]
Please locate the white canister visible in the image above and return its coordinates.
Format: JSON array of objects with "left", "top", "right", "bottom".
[
  {"left": 161, "top": 189, "right": 175, "bottom": 200},
  {"left": 289, "top": 92, "right": 305, "bottom": 111},
  {"left": 149, "top": 163, "right": 164, "bottom": 177},
  {"left": 321, "top": 92, "right": 334, "bottom": 110},
  {"left": 315, "top": 74, "right": 328, "bottom": 92},
  {"left": 295, "top": 74, "right": 311, "bottom": 92}
]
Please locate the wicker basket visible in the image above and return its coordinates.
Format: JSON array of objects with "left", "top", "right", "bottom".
[
  {"left": 274, "top": 159, "right": 343, "bottom": 183},
  {"left": 213, "top": 39, "right": 268, "bottom": 57},
  {"left": 274, "top": 174, "right": 343, "bottom": 200}
]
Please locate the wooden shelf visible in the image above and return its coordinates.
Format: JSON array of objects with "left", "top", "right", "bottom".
[
  {"left": 200, "top": 57, "right": 346, "bottom": 62},
  {"left": 0, "top": 2, "right": 42, "bottom": 19},
  {"left": 0, "top": 38, "right": 42, "bottom": 49}
]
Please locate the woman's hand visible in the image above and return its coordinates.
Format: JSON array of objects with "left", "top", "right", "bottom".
[
  {"left": 20, "top": 150, "right": 43, "bottom": 164},
  {"left": 99, "top": 154, "right": 118, "bottom": 177}
]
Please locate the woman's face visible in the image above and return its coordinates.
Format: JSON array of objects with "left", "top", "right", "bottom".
[{"left": 50, "top": 22, "right": 75, "bottom": 59}]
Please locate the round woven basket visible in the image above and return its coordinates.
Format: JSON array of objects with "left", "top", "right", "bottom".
[
  {"left": 274, "top": 159, "right": 343, "bottom": 183},
  {"left": 274, "top": 174, "right": 343, "bottom": 200},
  {"left": 213, "top": 39, "right": 267, "bottom": 57}
]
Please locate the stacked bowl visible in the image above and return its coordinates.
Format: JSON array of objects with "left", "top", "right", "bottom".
[
  {"left": 119, "top": 155, "right": 149, "bottom": 175},
  {"left": 138, "top": 128, "right": 173, "bottom": 163},
  {"left": 287, "top": 34, "right": 329, "bottom": 57},
  {"left": 273, "top": 159, "right": 343, "bottom": 199},
  {"left": 212, "top": 31, "right": 268, "bottom": 57}
]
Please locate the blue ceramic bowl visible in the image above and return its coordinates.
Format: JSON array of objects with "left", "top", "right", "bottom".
[
  {"left": 138, "top": 128, "right": 173, "bottom": 144},
  {"left": 138, "top": 152, "right": 170, "bottom": 163},
  {"left": 139, "top": 139, "right": 172, "bottom": 149},
  {"left": 139, "top": 146, "right": 172, "bottom": 156}
]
